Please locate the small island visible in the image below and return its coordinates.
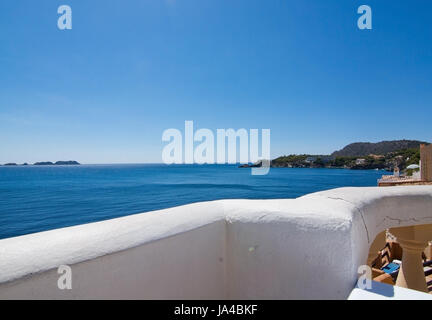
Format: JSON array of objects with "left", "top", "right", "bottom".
[
  {"left": 33, "top": 162, "right": 54, "bottom": 166},
  {"left": 1, "top": 161, "right": 80, "bottom": 166},
  {"left": 54, "top": 161, "right": 80, "bottom": 165},
  {"left": 34, "top": 161, "right": 80, "bottom": 166}
]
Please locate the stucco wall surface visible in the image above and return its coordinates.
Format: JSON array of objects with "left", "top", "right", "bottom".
[{"left": 0, "top": 186, "right": 431, "bottom": 299}]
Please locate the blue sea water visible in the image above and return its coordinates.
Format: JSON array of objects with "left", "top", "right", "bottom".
[{"left": 0, "top": 164, "right": 385, "bottom": 240}]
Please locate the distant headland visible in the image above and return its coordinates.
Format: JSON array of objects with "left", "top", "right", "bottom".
[
  {"left": 1, "top": 161, "right": 80, "bottom": 166},
  {"left": 241, "top": 140, "right": 430, "bottom": 172}
]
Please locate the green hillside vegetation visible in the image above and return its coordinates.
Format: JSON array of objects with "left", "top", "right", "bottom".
[
  {"left": 331, "top": 140, "right": 427, "bottom": 157},
  {"left": 271, "top": 147, "right": 422, "bottom": 171},
  {"left": 271, "top": 155, "right": 308, "bottom": 167}
]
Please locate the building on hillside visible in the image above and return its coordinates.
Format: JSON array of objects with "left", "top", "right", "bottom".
[
  {"left": 356, "top": 158, "right": 366, "bottom": 165},
  {"left": 378, "top": 144, "right": 432, "bottom": 186},
  {"left": 369, "top": 154, "right": 384, "bottom": 160},
  {"left": 304, "top": 156, "right": 317, "bottom": 163}
]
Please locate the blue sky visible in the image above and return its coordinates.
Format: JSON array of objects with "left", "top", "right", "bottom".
[{"left": 1, "top": 0, "right": 431, "bottom": 164}]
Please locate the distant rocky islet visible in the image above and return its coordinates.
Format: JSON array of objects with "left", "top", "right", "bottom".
[{"left": 1, "top": 161, "right": 80, "bottom": 166}]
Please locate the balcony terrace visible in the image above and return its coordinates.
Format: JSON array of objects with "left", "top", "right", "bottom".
[{"left": 0, "top": 186, "right": 432, "bottom": 299}]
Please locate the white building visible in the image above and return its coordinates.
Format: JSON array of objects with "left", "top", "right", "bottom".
[{"left": 356, "top": 158, "right": 366, "bottom": 165}]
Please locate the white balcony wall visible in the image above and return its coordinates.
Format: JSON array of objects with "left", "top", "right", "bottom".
[{"left": 0, "top": 186, "right": 431, "bottom": 299}]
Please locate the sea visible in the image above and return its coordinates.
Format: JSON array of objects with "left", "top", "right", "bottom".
[{"left": 0, "top": 164, "right": 385, "bottom": 240}]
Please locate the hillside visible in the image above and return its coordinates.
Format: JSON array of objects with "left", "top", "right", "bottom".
[
  {"left": 331, "top": 140, "right": 427, "bottom": 157},
  {"left": 267, "top": 140, "right": 429, "bottom": 171}
]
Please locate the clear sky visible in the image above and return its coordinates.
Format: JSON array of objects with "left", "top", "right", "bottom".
[{"left": 1, "top": 0, "right": 431, "bottom": 164}]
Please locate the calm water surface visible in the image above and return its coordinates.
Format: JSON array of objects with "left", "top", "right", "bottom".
[{"left": 0, "top": 164, "right": 385, "bottom": 239}]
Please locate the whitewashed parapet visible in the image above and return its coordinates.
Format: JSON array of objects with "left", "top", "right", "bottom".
[{"left": 0, "top": 186, "right": 431, "bottom": 299}]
